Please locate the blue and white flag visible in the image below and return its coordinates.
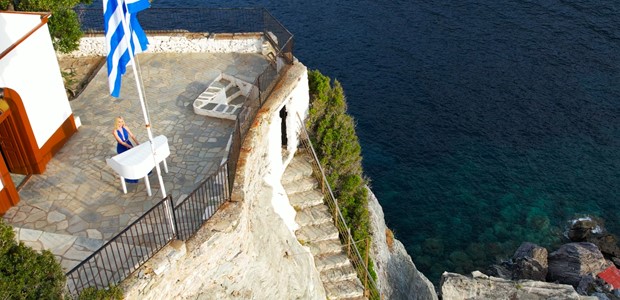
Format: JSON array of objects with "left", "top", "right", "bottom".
[{"left": 103, "top": 0, "right": 150, "bottom": 97}]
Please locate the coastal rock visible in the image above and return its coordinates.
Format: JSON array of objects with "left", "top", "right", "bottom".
[
  {"left": 512, "top": 242, "right": 548, "bottom": 281},
  {"left": 487, "top": 262, "right": 513, "bottom": 280},
  {"left": 367, "top": 188, "right": 438, "bottom": 300},
  {"left": 575, "top": 275, "right": 598, "bottom": 295},
  {"left": 588, "top": 234, "right": 620, "bottom": 258},
  {"left": 567, "top": 218, "right": 620, "bottom": 265},
  {"left": 440, "top": 271, "right": 596, "bottom": 300},
  {"left": 548, "top": 242, "right": 609, "bottom": 287},
  {"left": 569, "top": 219, "right": 598, "bottom": 242}
]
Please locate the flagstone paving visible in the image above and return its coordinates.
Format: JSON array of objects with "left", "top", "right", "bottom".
[{"left": 2, "top": 52, "right": 271, "bottom": 271}]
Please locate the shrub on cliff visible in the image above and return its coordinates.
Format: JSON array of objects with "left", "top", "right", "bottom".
[
  {"left": 1, "top": 0, "right": 91, "bottom": 53},
  {"left": 78, "top": 285, "right": 123, "bottom": 300},
  {"left": 0, "top": 218, "right": 66, "bottom": 299},
  {"left": 307, "top": 69, "right": 376, "bottom": 280}
]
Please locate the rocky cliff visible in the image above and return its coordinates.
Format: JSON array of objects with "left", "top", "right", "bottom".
[
  {"left": 122, "top": 62, "right": 326, "bottom": 300},
  {"left": 367, "top": 188, "right": 438, "bottom": 300}
]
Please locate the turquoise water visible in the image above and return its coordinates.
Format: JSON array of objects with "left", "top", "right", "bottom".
[{"left": 91, "top": 0, "right": 620, "bottom": 284}]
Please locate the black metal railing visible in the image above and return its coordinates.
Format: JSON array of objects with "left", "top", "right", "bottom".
[
  {"left": 65, "top": 196, "right": 176, "bottom": 295},
  {"left": 75, "top": 7, "right": 294, "bottom": 64},
  {"left": 174, "top": 163, "right": 230, "bottom": 240},
  {"left": 297, "top": 113, "right": 381, "bottom": 300},
  {"left": 65, "top": 8, "right": 294, "bottom": 297}
]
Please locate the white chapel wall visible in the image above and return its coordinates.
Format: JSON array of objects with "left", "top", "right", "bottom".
[{"left": 0, "top": 13, "right": 73, "bottom": 149}]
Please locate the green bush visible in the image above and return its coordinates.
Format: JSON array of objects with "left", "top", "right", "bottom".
[
  {"left": 4, "top": 0, "right": 92, "bottom": 53},
  {"left": 78, "top": 285, "right": 123, "bottom": 300},
  {"left": 0, "top": 0, "right": 11, "bottom": 10},
  {"left": 307, "top": 69, "right": 377, "bottom": 281},
  {"left": 0, "top": 219, "right": 66, "bottom": 299}
]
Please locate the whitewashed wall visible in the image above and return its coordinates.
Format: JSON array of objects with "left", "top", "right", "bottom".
[
  {"left": 60, "top": 34, "right": 265, "bottom": 57},
  {"left": 265, "top": 68, "right": 309, "bottom": 231},
  {"left": 0, "top": 13, "right": 73, "bottom": 149}
]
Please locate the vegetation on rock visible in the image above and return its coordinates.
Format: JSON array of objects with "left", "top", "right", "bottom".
[
  {"left": 1, "top": 0, "right": 91, "bottom": 53},
  {"left": 0, "top": 219, "right": 66, "bottom": 299},
  {"left": 77, "top": 285, "right": 123, "bottom": 300},
  {"left": 307, "top": 69, "right": 377, "bottom": 280}
]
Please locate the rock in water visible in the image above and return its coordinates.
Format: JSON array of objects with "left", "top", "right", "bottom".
[
  {"left": 512, "top": 242, "right": 548, "bottom": 281},
  {"left": 487, "top": 262, "right": 513, "bottom": 280},
  {"left": 547, "top": 242, "right": 609, "bottom": 287},
  {"left": 569, "top": 219, "right": 598, "bottom": 242}
]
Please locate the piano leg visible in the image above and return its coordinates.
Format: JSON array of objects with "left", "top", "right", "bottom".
[
  {"left": 144, "top": 175, "right": 152, "bottom": 196},
  {"left": 120, "top": 176, "right": 127, "bottom": 194}
]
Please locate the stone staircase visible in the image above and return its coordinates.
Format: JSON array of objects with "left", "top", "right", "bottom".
[
  {"left": 282, "top": 153, "right": 366, "bottom": 300},
  {"left": 193, "top": 73, "right": 255, "bottom": 120}
]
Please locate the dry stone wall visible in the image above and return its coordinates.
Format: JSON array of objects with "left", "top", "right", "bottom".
[{"left": 58, "top": 33, "right": 265, "bottom": 57}]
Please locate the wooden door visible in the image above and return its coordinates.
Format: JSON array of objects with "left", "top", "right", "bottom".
[{"left": 0, "top": 110, "right": 29, "bottom": 174}]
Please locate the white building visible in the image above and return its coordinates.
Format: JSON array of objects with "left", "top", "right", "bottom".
[{"left": 0, "top": 11, "right": 78, "bottom": 213}]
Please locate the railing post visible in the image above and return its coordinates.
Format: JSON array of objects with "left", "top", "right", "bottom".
[
  {"left": 165, "top": 195, "right": 177, "bottom": 237},
  {"left": 347, "top": 228, "right": 351, "bottom": 254},
  {"left": 364, "top": 238, "right": 370, "bottom": 297},
  {"left": 258, "top": 75, "right": 262, "bottom": 106}
]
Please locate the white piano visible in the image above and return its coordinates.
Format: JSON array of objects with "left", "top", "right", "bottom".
[{"left": 106, "top": 135, "right": 170, "bottom": 196}]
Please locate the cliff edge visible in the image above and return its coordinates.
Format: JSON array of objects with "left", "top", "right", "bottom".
[{"left": 367, "top": 187, "right": 438, "bottom": 300}]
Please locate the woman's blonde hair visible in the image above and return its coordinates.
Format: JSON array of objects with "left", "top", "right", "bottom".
[{"left": 114, "top": 116, "right": 124, "bottom": 129}]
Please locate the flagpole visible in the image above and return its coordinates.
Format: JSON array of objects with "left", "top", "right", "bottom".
[{"left": 118, "top": 0, "right": 166, "bottom": 198}]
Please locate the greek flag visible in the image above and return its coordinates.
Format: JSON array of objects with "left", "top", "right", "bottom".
[{"left": 103, "top": 0, "right": 150, "bottom": 97}]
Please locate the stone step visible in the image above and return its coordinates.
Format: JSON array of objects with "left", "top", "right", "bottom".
[
  {"left": 211, "top": 79, "right": 229, "bottom": 90},
  {"left": 296, "top": 204, "right": 332, "bottom": 227},
  {"left": 196, "top": 86, "right": 222, "bottom": 100},
  {"left": 320, "top": 263, "right": 358, "bottom": 282},
  {"left": 225, "top": 86, "right": 241, "bottom": 98},
  {"left": 323, "top": 279, "right": 365, "bottom": 300},
  {"left": 308, "top": 238, "right": 343, "bottom": 256},
  {"left": 283, "top": 176, "right": 318, "bottom": 195},
  {"left": 288, "top": 189, "right": 324, "bottom": 211},
  {"left": 219, "top": 78, "right": 231, "bottom": 87},
  {"left": 282, "top": 157, "right": 314, "bottom": 185},
  {"left": 296, "top": 222, "right": 339, "bottom": 245},
  {"left": 315, "top": 251, "right": 349, "bottom": 272},
  {"left": 229, "top": 95, "right": 246, "bottom": 106}
]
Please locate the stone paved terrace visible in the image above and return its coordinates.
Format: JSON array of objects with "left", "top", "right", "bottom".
[{"left": 2, "top": 52, "right": 271, "bottom": 271}]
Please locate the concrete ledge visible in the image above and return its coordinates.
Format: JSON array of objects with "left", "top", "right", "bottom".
[
  {"left": 148, "top": 239, "right": 186, "bottom": 276},
  {"left": 58, "top": 33, "right": 265, "bottom": 58}
]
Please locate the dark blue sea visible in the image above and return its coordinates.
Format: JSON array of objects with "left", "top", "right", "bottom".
[{"left": 104, "top": 0, "right": 620, "bottom": 283}]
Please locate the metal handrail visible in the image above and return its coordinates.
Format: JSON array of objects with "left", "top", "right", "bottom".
[
  {"left": 296, "top": 113, "right": 380, "bottom": 299},
  {"left": 65, "top": 196, "right": 176, "bottom": 296},
  {"left": 74, "top": 7, "right": 294, "bottom": 64}
]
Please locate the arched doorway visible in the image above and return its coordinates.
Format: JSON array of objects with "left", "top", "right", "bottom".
[
  {"left": 0, "top": 88, "right": 30, "bottom": 188},
  {"left": 279, "top": 106, "right": 288, "bottom": 147},
  {"left": 0, "top": 88, "right": 23, "bottom": 214}
]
